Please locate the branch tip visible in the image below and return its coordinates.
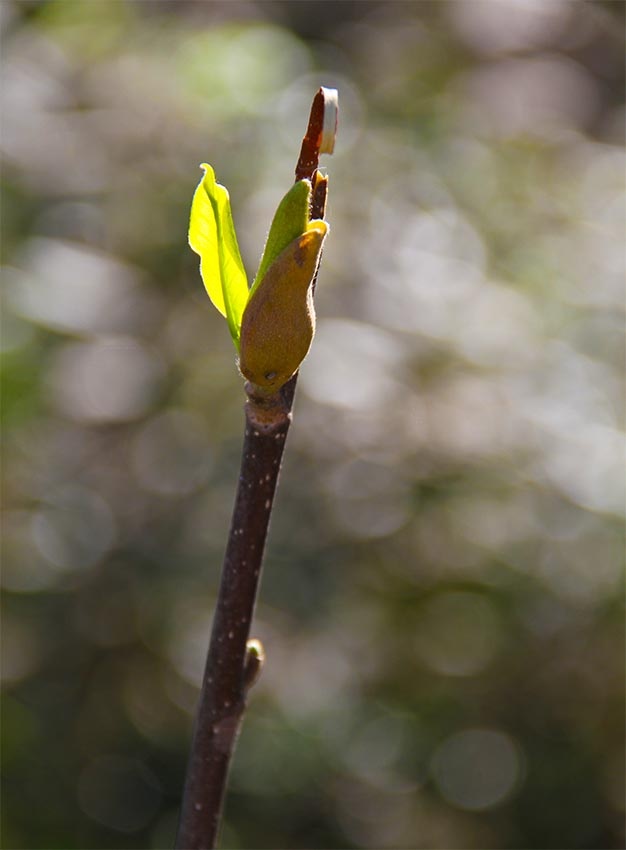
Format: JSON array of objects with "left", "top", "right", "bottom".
[
  {"left": 319, "top": 87, "right": 338, "bottom": 154},
  {"left": 295, "top": 87, "right": 339, "bottom": 181}
]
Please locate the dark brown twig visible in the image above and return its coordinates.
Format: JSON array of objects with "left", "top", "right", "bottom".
[{"left": 175, "top": 87, "right": 336, "bottom": 850}]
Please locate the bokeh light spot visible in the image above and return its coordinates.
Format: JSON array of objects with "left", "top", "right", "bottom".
[
  {"left": 301, "top": 319, "right": 406, "bottom": 411},
  {"left": 432, "top": 728, "right": 523, "bottom": 811},
  {"left": 414, "top": 591, "right": 503, "bottom": 677},
  {"left": 30, "top": 485, "right": 117, "bottom": 574},
  {"left": 47, "top": 336, "right": 163, "bottom": 423}
]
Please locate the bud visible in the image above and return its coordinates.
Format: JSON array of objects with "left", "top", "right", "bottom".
[{"left": 239, "top": 222, "right": 328, "bottom": 390}]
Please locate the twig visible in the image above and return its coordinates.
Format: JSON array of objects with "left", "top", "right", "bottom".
[{"left": 175, "top": 87, "right": 337, "bottom": 850}]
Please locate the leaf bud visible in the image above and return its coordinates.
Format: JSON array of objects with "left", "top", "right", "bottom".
[{"left": 239, "top": 223, "right": 327, "bottom": 390}]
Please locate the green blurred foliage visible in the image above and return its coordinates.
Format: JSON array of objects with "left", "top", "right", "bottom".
[{"left": 1, "top": 1, "right": 624, "bottom": 848}]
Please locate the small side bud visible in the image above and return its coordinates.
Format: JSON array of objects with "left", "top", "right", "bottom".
[{"left": 243, "top": 639, "right": 265, "bottom": 692}]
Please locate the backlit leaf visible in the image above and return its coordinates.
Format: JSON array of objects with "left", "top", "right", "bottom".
[
  {"left": 188, "top": 163, "right": 249, "bottom": 347},
  {"left": 250, "top": 179, "right": 313, "bottom": 299}
]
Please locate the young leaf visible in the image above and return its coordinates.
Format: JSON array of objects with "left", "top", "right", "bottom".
[
  {"left": 188, "top": 164, "right": 249, "bottom": 348},
  {"left": 239, "top": 222, "right": 328, "bottom": 390},
  {"left": 250, "top": 179, "right": 314, "bottom": 299}
]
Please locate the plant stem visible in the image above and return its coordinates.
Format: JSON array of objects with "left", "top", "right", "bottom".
[
  {"left": 175, "top": 89, "right": 335, "bottom": 850},
  {"left": 175, "top": 386, "right": 292, "bottom": 849}
]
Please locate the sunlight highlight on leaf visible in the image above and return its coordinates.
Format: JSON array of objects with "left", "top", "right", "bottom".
[
  {"left": 188, "top": 164, "right": 249, "bottom": 347},
  {"left": 250, "top": 179, "right": 312, "bottom": 298}
]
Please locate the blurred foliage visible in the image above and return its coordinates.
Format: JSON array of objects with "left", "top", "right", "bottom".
[{"left": 1, "top": 1, "right": 624, "bottom": 849}]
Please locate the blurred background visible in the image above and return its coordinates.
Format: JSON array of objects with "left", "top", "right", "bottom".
[{"left": 1, "top": 1, "right": 624, "bottom": 848}]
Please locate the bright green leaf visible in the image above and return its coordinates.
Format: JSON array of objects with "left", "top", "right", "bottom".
[
  {"left": 188, "top": 163, "right": 249, "bottom": 348},
  {"left": 250, "top": 179, "right": 313, "bottom": 299}
]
